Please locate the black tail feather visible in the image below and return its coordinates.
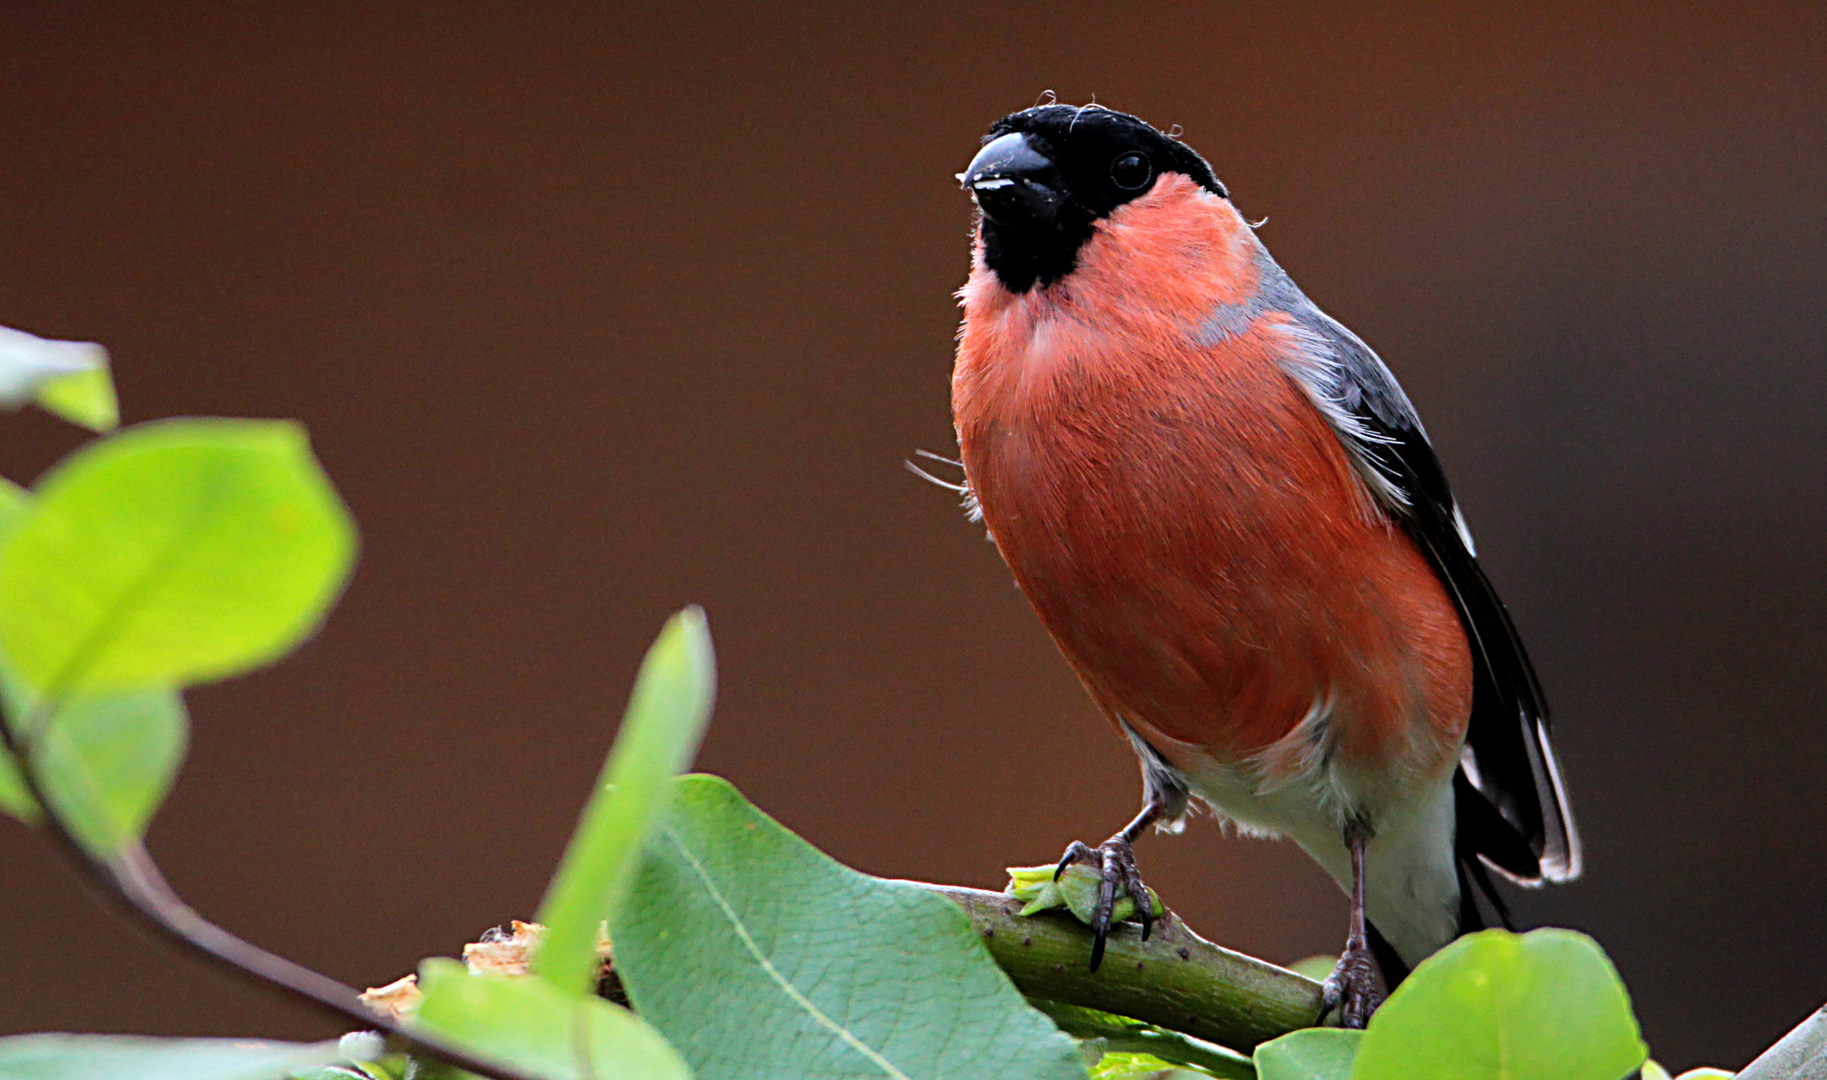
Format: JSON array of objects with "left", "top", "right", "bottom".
[
  {"left": 1456, "top": 855, "right": 1485, "bottom": 939},
  {"left": 1462, "top": 850, "right": 1515, "bottom": 931},
  {"left": 1453, "top": 770, "right": 1542, "bottom": 883}
]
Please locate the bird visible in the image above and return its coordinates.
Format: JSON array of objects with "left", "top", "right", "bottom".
[{"left": 941, "top": 103, "right": 1580, "bottom": 1027}]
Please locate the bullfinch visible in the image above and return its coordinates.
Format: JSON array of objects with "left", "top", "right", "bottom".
[{"left": 940, "top": 103, "right": 1581, "bottom": 1026}]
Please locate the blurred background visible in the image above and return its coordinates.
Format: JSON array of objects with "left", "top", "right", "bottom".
[{"left": 1, "top": 1, "right": 1822, "bottom": 1070}]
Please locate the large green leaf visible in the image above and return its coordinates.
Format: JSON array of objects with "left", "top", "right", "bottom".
[
  {"left": 412, "top": 958, "right": 690, "bottom": 1080},
  {"left": 0, "top": 1033, "right": 343, "bottom": 1080},
  {"left": 1349, "top": 929, "right": 1647, "bottom": 1080},
  {"left": 1254, "top": 1028, "right": 1359, "bottom": 1080},
  {"left": 614, "top": 775, "right": 1088, "bottom": 1080},
  {"left": 0, "top": 418, "right": 356, "bottom": 696},
  {"left": 534, "top": 607, "right": 716, "bottom": 996}
]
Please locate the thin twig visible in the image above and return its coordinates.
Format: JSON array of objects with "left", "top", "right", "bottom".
[{"left": 0, "top": 706, "right": 541, "bottom": 1080}]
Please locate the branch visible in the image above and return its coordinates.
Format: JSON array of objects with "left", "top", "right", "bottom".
[
  {"left": 917, "top": 882, "right": 1324, "bottom": 1054},
  {"left": 1, "top": 709, "right": 542, "bottom": 1080},
  {"left": 1738, "top": 1005, "right": 1827, "bottom": 1080}
]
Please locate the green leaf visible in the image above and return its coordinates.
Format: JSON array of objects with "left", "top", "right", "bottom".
[
  {"left": 0, "top": 1033, "right": 344, "bottom": 1080},
  {"left": 1349, "top": 929, "right": 1647, "bottom": 1080},
  {"left": 1087, "top": 1056, "right": 1213, "bottom": 1080},
  {"left": 38, "top": 362, "right": 120, "bottom": 433},
  {"left": 293, "top": 1066, "right": 402, "bottom": 1080},
  {"left": 0, "top": 485, "right": 181, "bottom": 848},
  {"left": 0, "top": 654, "right": 189, "bottom": 848},
  {"left": 291, "top": 1034, "right": 398, "bottom": 1080},
  {"left": 412, "top": 958, "right": 690, "bottom": 1080},
  {"left": 6, "top": 686, "right": 189, "bottom": 852},
  {"left": 0, "top": 418, "right": 356, "bottom": 696},
  {"left": 0, "top": 742, "right": 31, "bottom": 822},
  {"left": 1086, "top": 1052, "right": 1170, "bottom": 1079},
  {"left": 0, "top": 476, "right": 28, "bottom": 531},
  {"left": 534, "top": 607, "right": 716, "bottom": 996},
  {"left": 614, "top": 774, "right": 1088, "bottom": 1080},
  {"left": 1255, "top": 1028, "right": 1359, "bottom": 1080},
  {"left": 0, "top": 482, "right": 38, "bottom": 822},
  {"left": 0, "top": 325, "right": 111, "bottom": 430}
]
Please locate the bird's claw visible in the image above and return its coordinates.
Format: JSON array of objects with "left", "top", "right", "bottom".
[
  {"left": 1317, "top": 943, "right": 1384, "bottom": 1029},
  {"left": 1054, "top": 836, "right": 1157, "bottom": 971}
]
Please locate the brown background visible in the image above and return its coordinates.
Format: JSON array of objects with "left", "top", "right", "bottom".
[{"left": 1, "top": 2, "right": 1823, "bottom": 1071}]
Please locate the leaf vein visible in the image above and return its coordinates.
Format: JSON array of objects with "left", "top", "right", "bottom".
[{"left": 661, "top": 825, "right": 913, "bottom": 1080}]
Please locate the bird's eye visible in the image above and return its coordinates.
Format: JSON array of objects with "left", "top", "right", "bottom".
[{"left": 1111, "top": 152, "right": 1153, "bottom": 191}]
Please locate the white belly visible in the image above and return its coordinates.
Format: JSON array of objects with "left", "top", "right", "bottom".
[{"left": 1180, "top": 756, "right": 1463, "bottom": 968}]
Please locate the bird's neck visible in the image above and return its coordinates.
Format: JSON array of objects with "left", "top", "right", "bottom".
[{"left": 953, "top": 175, "right": 1263, "bottom": 433}]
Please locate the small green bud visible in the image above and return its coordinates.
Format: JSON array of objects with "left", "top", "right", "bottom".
[{"left": 1004, "top": 864, "right": 1160, "bottom": 927}]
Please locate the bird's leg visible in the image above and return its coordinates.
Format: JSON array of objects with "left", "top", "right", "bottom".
[
  {"left": 1053, "top": 797, "right": 1167, "bottom": 972},
  {"left": 1318, "top": 818, "right": 1385, "bottom": 1028}
]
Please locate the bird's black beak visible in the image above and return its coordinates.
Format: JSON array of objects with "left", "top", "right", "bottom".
[{"left": 961, "top": 132, "right": 1066, "bottom": 229}]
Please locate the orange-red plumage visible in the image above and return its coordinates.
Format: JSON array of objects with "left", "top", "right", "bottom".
[{"left": 955, "top": 174, "right": 1471, "bottom": 794}]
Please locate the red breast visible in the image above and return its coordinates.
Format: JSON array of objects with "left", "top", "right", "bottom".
[{"left": 954, "top": 174, "right": 1471, "bottom": 791}]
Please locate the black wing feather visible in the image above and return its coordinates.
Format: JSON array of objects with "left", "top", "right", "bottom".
[{"left": 1292, "top": 307, "right": 1582, "bottom": 887}]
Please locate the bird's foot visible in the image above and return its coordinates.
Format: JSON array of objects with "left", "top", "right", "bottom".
[
  {"left": 1054, "top": 836, "right": 1157, "bottom": 971},
  {"left": 1317, "top": 943, "right": 1384, "bottom": 1029}
]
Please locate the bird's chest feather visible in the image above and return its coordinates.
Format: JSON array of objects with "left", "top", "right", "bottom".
[{"left": 954, "top": 272, "right": 1465, "bottom": 793}]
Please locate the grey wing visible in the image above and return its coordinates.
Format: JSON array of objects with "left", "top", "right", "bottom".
[{"left": 1275, "top": 294, "right": 1582, "bottom": 887}]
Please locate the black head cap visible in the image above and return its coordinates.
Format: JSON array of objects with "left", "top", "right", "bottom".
[{"left": 962, "top": 104, "right": 1226, "bottom": 293}]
